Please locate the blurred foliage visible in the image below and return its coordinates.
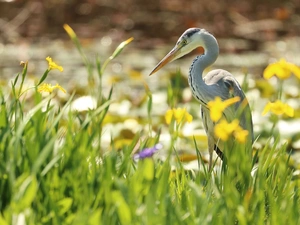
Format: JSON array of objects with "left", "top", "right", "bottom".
[{"left": 0, "top": 0, "right": 299, "bottom": 44}]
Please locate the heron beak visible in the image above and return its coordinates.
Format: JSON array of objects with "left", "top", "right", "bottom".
[{"left": 149, "top": 45, "right": 181, "bottom": 76}]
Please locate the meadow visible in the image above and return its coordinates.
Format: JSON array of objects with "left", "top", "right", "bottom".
[{"left": 0, "top": 25, "right": 300, "bottom": 225}]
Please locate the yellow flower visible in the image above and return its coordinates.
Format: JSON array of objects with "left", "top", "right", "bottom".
[
  {"left": 234, "top": 127, "right": 249, "bottom": 143},
  {"left": 263, "top": 58, "right": 300, "bottom": 80},
  {"left": 165, "top": 108, "right": 193, "bottom": 125},
  {"left": 38, "top": 83, "right": 66, "bottom": 94},
  {"left": 262, "top": 100, "right": 294, "bottom": 117},
  {"left": 63, "top": 24, "right": 77, "bottom": 39},
  {"left": 214, "top": 119, "right": 239, "bottom": 141},
  {"left": 165, "top": 110, "right": 173, "bottom": 125},
  {"left": 207, "top": 96, "right": 240, "bottom": 122},
  {"left": 214, "top": 119, "right": 249, "bottom": 143},
  {"left": 46, "top": 57, "right": 63, "bottom": 72}
]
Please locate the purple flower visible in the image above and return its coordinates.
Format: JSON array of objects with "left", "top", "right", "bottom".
[{"left": 133, "top": 143, "right": 163, "bottom": 160}]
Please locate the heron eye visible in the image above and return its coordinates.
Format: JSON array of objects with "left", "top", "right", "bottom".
[{"left": 182, "top": 40, "right": 187, "bottom": 45}]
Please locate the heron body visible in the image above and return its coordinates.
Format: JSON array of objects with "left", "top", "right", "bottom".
[{"left": 150, "top": 28, "right": 254, "bottom": 168}]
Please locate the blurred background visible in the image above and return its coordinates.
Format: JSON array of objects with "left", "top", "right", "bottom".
[
  {"left": 0, "top": 0, "right": 299, "bottom": 87},
  {"left": 0, "top": 0, "right": 300, "bottom": 42}
]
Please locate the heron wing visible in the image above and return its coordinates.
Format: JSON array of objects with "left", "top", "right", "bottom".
[
  {"left": 203, "top": 69, "right": 254, "bottom": 143},
  {"left": 222, "top": 76, "right": 254, "bottom": 143}
]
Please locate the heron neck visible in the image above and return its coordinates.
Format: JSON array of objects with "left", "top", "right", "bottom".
[{"left": 188, "top": 34, "right": 219, "bottom": 103}]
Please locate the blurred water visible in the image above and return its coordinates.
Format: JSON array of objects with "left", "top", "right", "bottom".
[{"left": 0, "top": 36, "right": 299, "bottom": 101}]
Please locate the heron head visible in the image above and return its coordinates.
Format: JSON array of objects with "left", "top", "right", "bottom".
[{"left": 149, "top": 28, "right": 207, "bottom": 75}]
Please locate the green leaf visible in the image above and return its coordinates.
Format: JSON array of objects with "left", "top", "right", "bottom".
[
  {"left": 12, "top": 175, "right": 38, "bottom": 212},
  {"left": 0, "top": 214, "right": 9, "bottom": 225},
  {"left": 32, "top": 134, "right": 57, "bottom": 174},
  {"left": 101, "top": 37, "right": 133, "bottom": 74},
  {"left": 111, "top": 191, "right": 131, "bottom": 225},
  {"left": 147, "top": 94, "right": 152, "bottom": 118},
  {"left": 21, "top": 61, "right": 28, "bottom": 81},
  {"left": 142, "top": 158, "right": 154, "bottom": 181},
  {"left": 88, "top": 209, "right": 102, "bottom": 225},
  {"left": 63, "top": 24, "right": 93, "bottom": 78},
  {"left": 13, "top": 73, "right": 20, "bottom": 87},
  {"left": 0, "top": 103, "right": 7, "bottom": 128},
  {"left": 58, "top": 198, "right": 73, "bottom": 215},
  {"left": 37, "top": 69, "right": 50, "bottom": 86},
  {"left": 96, "top": 56, "right": 102, "bottom": 78},
  {"left": 110, "top": 37, "right": 134, "bottom": 59}
]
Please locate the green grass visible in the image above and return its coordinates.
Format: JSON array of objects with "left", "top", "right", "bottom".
[{"left": 0, "top": 28, "right": 300, "bottom": 225}]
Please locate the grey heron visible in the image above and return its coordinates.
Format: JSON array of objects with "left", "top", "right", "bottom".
[{"left": 149, "top": 28, "right": 254, "bottom": 169}]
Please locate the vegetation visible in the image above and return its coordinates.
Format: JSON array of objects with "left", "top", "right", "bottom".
[{"left": 0, "top": 25, "right": 299, "bottom": 225}]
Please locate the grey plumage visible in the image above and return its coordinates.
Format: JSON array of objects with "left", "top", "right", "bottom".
[{"left": 150, "top": 28, "right": 253, "bottom": 169}]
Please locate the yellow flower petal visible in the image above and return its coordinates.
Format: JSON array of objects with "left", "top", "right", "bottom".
[
  {"left": 223, "top": 96, "right": 241, "bottom": 107},
  {"left": 207, "top": 97, "right": 223, "bottom": 122},
  {"left": 207, "top": 96, "right": 240, "bottom": 122},
  {"left": 46, "top": 57, "right": 64, "bottom": 72},
  {"left": 173, "top": 108, "right": 184, "bottom": 123},
  {"left": 186, "top": 113, "right": 193, "bottom": 123},
  {"left": 262, "top": 100, "right": 294, "bottom": 117},
  {"left": 284, "top": 104, "right": 294, "bottom": 117},
  {"left": 54, "top": 84, "right": 67, "bottom": 93},
  {"left": 290, "top": 64, "right": 300, "bottom": 79},
  {"left": 38, "top": 83, "right": 53, "bottom": 93},
  {"left": 227, "top": 119, "right": 240, "bottom": 133},
  {"left": 165, "top": 108, "right": 193, "bottom": 125},
  {"left": 165, "top": 109, "right": 173, "bottom": 125},
  {"left": 263, "top": 65, "right": 276, "bottom": 79},
  {"left": 214, "top": 119, "right": 240, "bottom": 141},
  {"left": 261, "top": 102, "right": 271, "bottom": 115},
  {"left": 272, "top": 100, "right": 286, "bottom": 115},
  {"left": 263, "top": 59, "right": 290, "bottom": 80},
  {"left": 38, "top": 83, "right": 66, "bottom": 94},
  {"left": 63, "top": 24, "right": 77, "bottom": 39},
  {"left": 263, "top": 58, "right": 300, "bottom": 80},
  {"left": 234, "top": 127, "right": 249, "bottom": 143},
  {"left": 214, "top": 125, "right": 230, "bottom": 141}
]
